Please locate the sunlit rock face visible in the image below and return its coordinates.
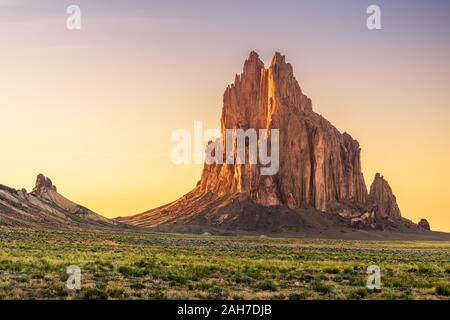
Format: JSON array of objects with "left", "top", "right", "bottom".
[{"left": 198, "top": 51, "right": 368, "bottom": 212}]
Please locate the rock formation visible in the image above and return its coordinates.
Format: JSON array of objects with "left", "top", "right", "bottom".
[
  {"left": 418, "top": 219, "right": 431, "bottom": 231},
  {"left": 198, "top": 52, "right": 368, "bottom": 213},
  {"left": 118, "top": 51, "right": 425, "bottom": 234},
  {"left": 31, "top": 173, "right": 57, "bottom": 196},
  {"left": 367, "top": 173, "right": 402, "bottom": 223},
  {"left": 0, "top": 174, "right": 122, "bottom": 229}
]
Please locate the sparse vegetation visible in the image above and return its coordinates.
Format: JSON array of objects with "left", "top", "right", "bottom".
[
  {"left": 259, "top": 279, "right": 279, "bottom": 291},
  {"left": 312, "top": 281, "right": 333, "bottom": 294},
  {"left": 0, "top": 226, "right": 449, "bottom": 300},
  {"left": 435, "top": 283, "right": 450, "bottom": 296}
]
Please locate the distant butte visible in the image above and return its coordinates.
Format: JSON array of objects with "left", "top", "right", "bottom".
[{"left": 0, "top": 174, "right": 126, "bottom": 230}]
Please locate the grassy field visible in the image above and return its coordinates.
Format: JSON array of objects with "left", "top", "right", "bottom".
[{"left": 0, "top": 226, "right": 449, "bottom": 300}]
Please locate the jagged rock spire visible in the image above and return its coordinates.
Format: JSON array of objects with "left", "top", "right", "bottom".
[
  {"left": 200, "top": 51, "right": 367, "bottom": 212},
  {"left": 31, "top": 174, "right": 57, "bottom": 196}
]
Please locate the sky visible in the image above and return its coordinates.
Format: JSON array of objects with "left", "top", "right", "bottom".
[{"left": 1, "top": 0, "right": 450, "bottom": 231}]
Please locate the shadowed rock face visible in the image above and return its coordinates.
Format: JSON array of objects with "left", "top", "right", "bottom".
[
  {"left": 418, "top": 219, "right": 431, "bottom": 230},
  {"left": 198, "top": 52, "right": 367, "bottom": 212},
  {"left": 368, "top": 173, "right": 402, "bottom": 222}
]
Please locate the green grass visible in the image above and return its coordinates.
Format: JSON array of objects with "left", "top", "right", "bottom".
[
  {"left": 435, "top": 283, "right": 450, "bottom": 296},
  {"left": 258, "top": 279, "right": 279, "bottom": 291},
  {"left": 0, "top": 226, "right": 449, "bottom": 300},
  {"left": 312, "top": 281, "right": 333, "bottom": 294}
]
